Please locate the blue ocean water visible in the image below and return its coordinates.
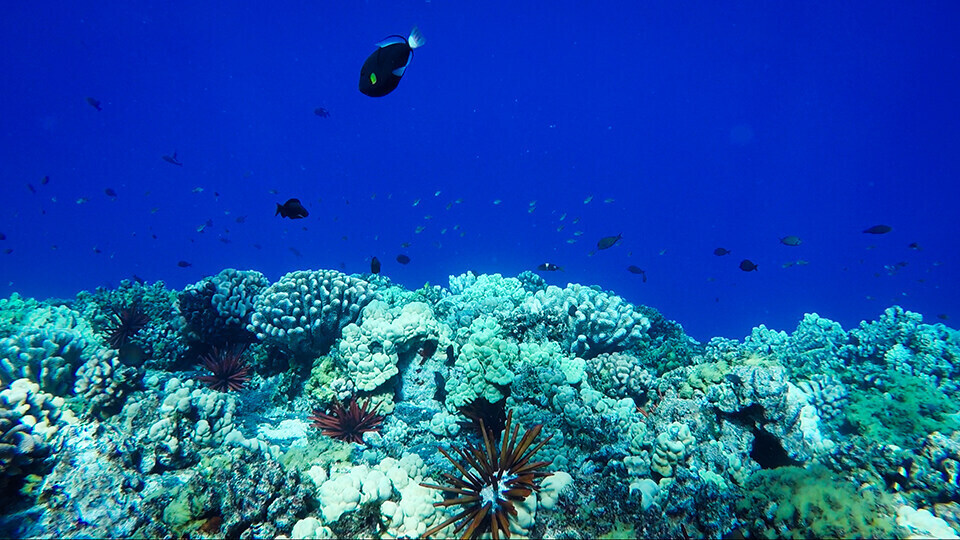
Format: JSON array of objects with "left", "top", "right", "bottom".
[{"left": 2, "top": 2, "right": 957, "bottom": 341}]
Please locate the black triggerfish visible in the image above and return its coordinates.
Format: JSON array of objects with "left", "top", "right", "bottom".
[
  {"left": 276, "top": 199, "right": 309, "bottom": 219},
  {"left": 359, "top": 27, "right": 426, "bottom": 97}
]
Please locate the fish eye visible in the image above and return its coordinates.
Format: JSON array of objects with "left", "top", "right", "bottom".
[{"left": 370, "top": 73, "right": 377, "bottom": 84}]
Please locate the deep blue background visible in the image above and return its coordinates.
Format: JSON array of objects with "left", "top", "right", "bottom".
[{"left": 2, "top": 2, "right": 958, "bottom": 341}]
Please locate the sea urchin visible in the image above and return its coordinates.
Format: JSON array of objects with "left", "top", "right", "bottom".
[
  {"left": 102, "top": 302, "right": 149, "bottom": 349},
  {"left": 420, "top": 410, "right": 554, "bottom": 539},
  {"left": 309, "top": 397, "right": 385, "bottom": 444},
  {"left": 198, "top": 344, "right": 250, "bottom": 392}
]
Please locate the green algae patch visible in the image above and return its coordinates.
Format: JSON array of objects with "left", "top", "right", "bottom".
[
  {"left": 845, "top": 369, "right": 960, "bottom": 449},
  {"left": 737, "top": 464, "right": 897, "bottom": 539}
]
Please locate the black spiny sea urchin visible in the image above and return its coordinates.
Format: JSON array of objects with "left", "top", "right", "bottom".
[
  {"left": 309, "top": 397, "right": 385, "bottom": 444},
  {"left": 198, "top": 344, "right": 250, "bottom": 392},
  {"left": 102, "top": 302, "right": 149, "bottom": 349},
  {"left": 420, "top": 410, "right": 554, "bottom": 539}
]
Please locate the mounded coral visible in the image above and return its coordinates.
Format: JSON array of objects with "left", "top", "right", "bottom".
[
  {"left": 248, "top": 270, "right": 375, "bottom": 358},
  {"left": 521, "top": 283, "right": 650, "bottom": 358},
  {"left": 338, "top": 300, "right": 439, "bottom": 392},
  {"left": 74, "top": 348, "right": 143, "bottom": 418},
  {"left": 0, "top": 324, "right": 90, "bottom": 397},
  {"left": 178, "top": 269, "right": 268, "bottom": 345},
  {"left": 1, "top": 378, "right": 74, "bottom": 491}
]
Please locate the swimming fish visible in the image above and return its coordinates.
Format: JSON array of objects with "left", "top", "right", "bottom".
[
  {"left": 177, "top": 260, "right": 192, "bottom": 268},
  {"left": 863, "top": 224, "right": 892, "bottom": 234},
  {"left": 371, "top": 256, "right": 381, "bottom": 274},
  {"left": 396, "top": 254, "right": 411, "bottom": 265},
  {"left": 86, "top": 97, "right": 102, "bottom": 111},
  {"left": 536, "top": 262, "right": 563, "bottom": 272},
  {"left": 597, "top": 234, "right": 622, "bottom": 250},
  {"left": 40, "top": 175, "right": 49, "bottom": 185},
  {"left": 739, "top": 259, "right": 758, "bottom": 272},
  {"left": 908, "top": 242, "right": 921, "bottom": 250},
  {"left": 714, "top": 248, "right": 731, "bottom": 256},
  {"left": 162, "top": 152, "right": 183, "bottom": 166},
  {"left": 104, "top": 188, "right": 118, "bottom": 199},
  {"left": 276, "top": 198, "right": 309, "bottom": 219},
  {"left": 359, "top": 27, "right": 426, "bottom": 97},
  {"left": 779, "top": 236, "right": 802, "bottom": 246},
  {"left": 627, "top": 265, "right": 647, "bottom": 282},
  {"left": 314, "top": 107, "right": 330, "bottom": 117}
]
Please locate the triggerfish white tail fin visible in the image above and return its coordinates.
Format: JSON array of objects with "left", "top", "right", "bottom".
[{"left": 407, "top": 26, "right": 425, "bottom": 49}]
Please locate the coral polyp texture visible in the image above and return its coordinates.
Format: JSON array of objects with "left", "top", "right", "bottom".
[
  {"left": 309, "top": 396, "right": 385, "bottom": 444},
  {"left": 420, "top": 410, "right": 554, "bottom": 539},
  {"left": 0, "top": 268, "right": 958, "bottom": 539}
]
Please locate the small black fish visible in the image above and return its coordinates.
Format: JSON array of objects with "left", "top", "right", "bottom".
[
  {"left": 536, "top": 262, "right": 562, "bottom": 272},
  {"left": 289, "top": 247, "right": 302, "bottom": 257},
  {"left": 445, "top": 344, "right": 456, "bottom": 365},
  {"left": 0, "top": 232, "right": 5, "bottom": 240},
  {"left": 105, "top": 188, "right": 118, "bottom": 198},
  {"left": 371, "top": 256, "right": 381, "bottom": 274},
  {"left": 908, "top": 242, "right": 921, "bottom": 250},
  {"left": 276, "top": 198, "right": 309, "bottom": 219},
  {"left": 359, "top": 27, "right": 426, "bottom": 97},
  {"left": 235, "top": 215, "right": 247, "bottom": 224},
  {"left": 3, "top": 248, "right": 12, "bottom": 255},
  {"left": 86, "top": 97, "right": 102, "bottom": 111},
  {"left": 177, "top": 260, "right": 192, "bottom": 267},
  {"left": 714, "top": 248, "right": 730, "bottom": 256},
  {"left": 314, "top": 107, "right": 330, "bottom": 117},
  {"left": 396, "top": 254, "right": 411, "bottom": 265},
  {"left": 132, "top": 274, "right": 145, "bottom": 284},
  {"left": 863, "top": 224, "right": 892, "bottom": 234},
  {"left": 162, "top": 151, "right": 183, "bottom": 166},
  {"left": 725, "top": 373, "right": 743, "bottom": 385},
  {"left": 938, "top": 314, "right": 949, "bottom": 321},
  {"left": 27, "top": 184, "right": 36, "bottom": 194},
  {"left": 597, "top": 233, "right": 622, "bottom": 250},
  {"left": 40, "top": 175, "right": 50, "bottom": 185},
  {"left": 627, "top": 265, "right": 647, "bottom": 282},
  {"left": 779, "top": 236, "right": 802, "bottom": 246},
  {"left": 739, "top": 259, "right": 758, "bottom": 272}
]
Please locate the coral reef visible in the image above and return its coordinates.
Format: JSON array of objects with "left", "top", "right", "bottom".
[{"left": 0, "top": 270, "right": 957, "bottom": 539}]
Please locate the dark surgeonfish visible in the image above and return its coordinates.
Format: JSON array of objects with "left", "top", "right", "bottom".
[
  {"left": 371, "top": 256, "right": 381, "bottom": 274},
  {"left": 739, "top": 259, "right": 758, "bottom": 272},
  {"left": 276, "top": 198, "right": 309, "bottom": 219},
  {"left": 86, "top": 97, "right": 102, "bottom": 111},
  {"left": 597, "top": 234, "right": 623, "bottom": 250},
  {"left": 779, "top": 235, "right": 802, "bottom": 246},
  {"left": 714, "top": 247, "right": 730, "bottom": 256},
  {"left": 537, "top": 262, "right": 562, "bottom": 272},
  {"left": 177, "top": 260, "right": 192, "bottom": 268},
  {"left": 863, "top": 224, "right": 892, "bottom": 234},
  {"left": 104, "top": 188, "right": 118, "bottom": 199},
  {"left": 396, "top": 254, "right": 411, "bottom": 264},
  {"left": 163, "top": 151, "right": 183, "bottom": 166},
  {"left": 359, "top": 27, "right": 426, "bottom": 97},
  {"left": 627, "top": 265, "right": 647, "bottom": 282}
]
